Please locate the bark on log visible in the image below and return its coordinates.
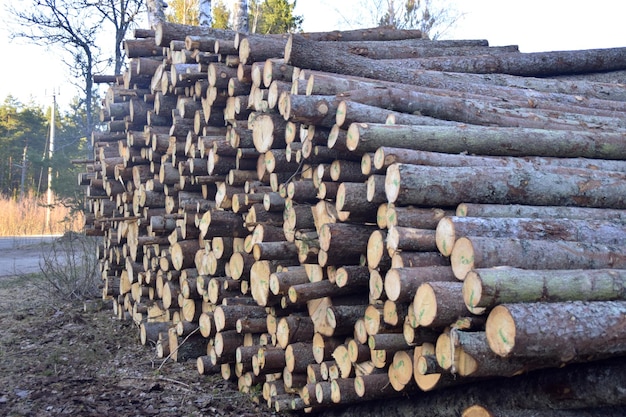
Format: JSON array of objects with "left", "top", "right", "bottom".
[
  {"left": 413, "top": 281, "right": 470, "bottom": 328},
  {"left": 436, "top": 216, "right": 626, "bottom": 257},
  {"left": 385, "top": 164, "right": 626, "bottom": 209},
  {"left": 384, "top": 266, "right": 457, "bottom": 303},
  {"left": 384, "top": 47, "right": 626, "bottom": 77},
  {"left": 463, "top": 267, "right": 626, "bottom": 314},
  {"left": 347, "top": 123, "right": 626, "bottom": 158},
  {"left": 456, "top": 203, "right": 626, "bottom": 223},
  {"left": 287, "top": 35, "right": 626, "bottom": 102},
  {"left": 486, "top": 300, "right": 626, "bottom": 361},
  {"left": 451, "top": 236, "right": 626, "bottom": 280}
]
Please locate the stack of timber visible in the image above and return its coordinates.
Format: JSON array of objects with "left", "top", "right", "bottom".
[{"left": 81, "top": 21, "right": 626, "bottom": 415}]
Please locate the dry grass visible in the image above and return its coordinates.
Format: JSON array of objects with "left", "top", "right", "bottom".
[{"left": 0, "top": 192, "right": 83, "bottom": 236}]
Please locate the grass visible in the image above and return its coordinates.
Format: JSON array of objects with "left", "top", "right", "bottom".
[{"left": 0, "top": 192, "right": 83, "bottom": 236}]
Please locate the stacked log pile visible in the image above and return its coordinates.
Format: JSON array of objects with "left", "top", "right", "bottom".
[{"left": 82, "top": 21, "right": 626, "bottom": 415}]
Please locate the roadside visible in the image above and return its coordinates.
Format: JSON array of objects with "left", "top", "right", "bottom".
[
  {"left": 0, "top": 236, "right": 59, "bottom": 277},
  {"left": 0, "top": 238, "right": 284, "bottom": 417}
]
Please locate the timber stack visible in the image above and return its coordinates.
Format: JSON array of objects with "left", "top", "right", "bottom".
[{"left": 81, "top": 21, "right": 626, "bottom": 415}]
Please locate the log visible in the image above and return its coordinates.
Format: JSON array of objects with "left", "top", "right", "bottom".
[
  {"left": 383, "top": 47, "right": 626, "bottom": 77},
  {"left": 463, "top": 267, "right": 626, "bottom": 314},
  {"left": 413, "top": 281, "right": 469, "bottom": 328},
  {"left": 438, "top": 330, "right": 557, "bottom": 378},
  {"left": 387, "top": 226, "right": 438, "bottom": 253},
  {"left": 455, "top": 203, "right": 626, "bottom": 223},
  {"left": 287, "top": 35, "right": 626, "bottom": 102},
  {"left": 384, "top": 266, "right": 457, "bottom": 303},
  {"left": 486, "top": 300, "right": 626, "bottom": 360},
  {"left": 436, "top": 216, "right": 626, "bottom": 257},
  {"left": 385, "top": 164, "right": 626, "bottom": 209},
  {"left": 373, "top": 146, "right": 626, "bottom": 174},
  {"left": 347, "top": 123, "right": 626, "bottom": 159},
  {"left": 450, "top": 236, "right": 626, "bottom": 280}
]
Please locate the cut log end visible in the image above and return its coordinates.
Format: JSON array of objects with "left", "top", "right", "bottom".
[
  {"left": 435, "top": 217, "right": 457, "bottom": 257},
  {"left": 384, "top": 163, "right": 401, "bottom": 204},
  {"left": 450, "top": 236, "right": 476, "bottom": 280},
  {"left": 462, "top": 270, "right": 487, "bottom": 315},
  {"left": 413, "top": 283, "right": 437, "bottom": 327},
  {"left": 485, "top": 304, "right": 516, "bottom": 357}
]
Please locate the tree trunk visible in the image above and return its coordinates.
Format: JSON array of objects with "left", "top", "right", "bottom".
[
  {"left": 347, "top": 123, "right": 626, "bottom": 158},
  {"left": 413, "top": 281, "right": 469, "bottom": 328},
  {"left": 386, "top": 47, "right": 626, "bottom": 77},
  {"left": 286, "top": 35, "right": 626, "bottom": 102},
  {"left": 486, "top": 300, "right": 626, "bottom": 361},
  {"left": 464, "top": 267, "right": 626, "bottom": 313},
  {"left": 384, "top": 266, "right": 457, "bottom": 303},
  {"left": 373, "top": 146, "right": 626, "bottom": 174},
  {"left": 385, "top": 164, "right": 626, "bottom": 209},
  {"left": 451, "top": 236, "right": 626, "bottom": 280},
  {"left": 456, "top": 203, "right": 626, "bottom": 223},
  {"left": 436, "top": 216, "right": 626, "bottom": 257}
]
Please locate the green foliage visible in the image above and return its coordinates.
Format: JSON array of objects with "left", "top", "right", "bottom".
[
  {"left": 0, "top": 95, "right": 89, "bottom": 201},
  {"left": 249, "top": 0, "right": 303, "bottom": 34},
  {"left": 166, "top": 0, "right": 200, "bottom": 25},
  {"left": 213, "top": 0, "right": 232, "bottom": 29},
  {"left": 0, "top": 97, "right": 48, "bottom": 196}
]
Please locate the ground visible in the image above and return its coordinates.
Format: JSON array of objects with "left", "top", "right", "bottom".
[{"left": 0, "top": 239, "right": 285, "bottom": 417}]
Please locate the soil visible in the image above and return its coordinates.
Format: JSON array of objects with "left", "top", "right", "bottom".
[{"left": 0, "top": 272, "right": 285, "bottom": 417}]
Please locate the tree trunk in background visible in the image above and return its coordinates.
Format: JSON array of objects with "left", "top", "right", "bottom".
[
  {"left": 146, "top": 0, "right": 166, "bottom": 29},
  {"left": 234, "top": 0, "right": 249, "bottom": 33},
  {"left": 199, "top": 0, "right": 212, "bottom": 27}
]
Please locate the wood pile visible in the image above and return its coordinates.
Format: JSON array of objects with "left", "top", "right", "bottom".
[{"left": 82, "top": 21, "right": 626, "bottom": 415}]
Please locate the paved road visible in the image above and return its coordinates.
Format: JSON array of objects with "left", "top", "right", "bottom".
[{"left": 0, "top": 236, "right": 61, "bottom": 277}]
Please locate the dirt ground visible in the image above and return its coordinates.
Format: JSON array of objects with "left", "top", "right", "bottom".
[{"left": 0, "top": 270, "right": 286, "bottom": 417}]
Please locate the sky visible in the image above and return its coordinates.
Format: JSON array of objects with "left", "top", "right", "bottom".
[{"left": 0, "top": 0, "right": 624, "bottom": 111}]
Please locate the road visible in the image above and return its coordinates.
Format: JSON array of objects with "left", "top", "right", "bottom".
[{"left": 0, "top": 236, "right": 60, "bottom": 277}]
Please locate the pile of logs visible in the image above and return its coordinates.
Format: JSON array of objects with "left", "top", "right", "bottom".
[{"left": 81, "top": 21, "right": 626, "bottom": 415}]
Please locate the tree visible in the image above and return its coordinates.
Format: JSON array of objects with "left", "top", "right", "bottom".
[
  {"left": 199, "top": 0, "right": 213, "bottom": 26},
  {"left": 88, "top": 0, "right": 145, "bottom": 75},
  {"left": 359, "top": 0, "right": 461, "bottom": 39},
  {"left": 249, "top": 0, "right": 303, "bottom": 34},
  {"left": 233, "top": 0, "right": 249, "bottom": 32},
  {"left": 0, "top": 97, "right": 48, "bottom": 198},
  {"left": 166, "top": 0, "right": 200, "bottom": 25},
  {"left": 213, "top": 0, "right": 232, "bottom": 29},
  {"left": 8, "top": 0, "right": 102, "bottom": 138}
]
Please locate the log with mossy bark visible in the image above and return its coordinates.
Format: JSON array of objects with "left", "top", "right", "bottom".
[{"left": 463, "top": 267, "right": 626, "bottom": 314}]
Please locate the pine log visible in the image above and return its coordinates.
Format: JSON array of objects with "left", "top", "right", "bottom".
[
  {"left": 374, "top": 146, "right": 626, "bottom": 174},
  {"left": 413, "top": 281, "right": 469, "bottom": 328},
  {"left": 384, "top": 266, "right": 457, "bottom": 303},
  {"left": 347, "top": 123, "right": 626, "bottom": 159},
  {"left": 450, "top": 236, "right": 626, "bottom": 280},
  {"left": 387, "top": 226, "right": 438, "bottom": 253},
  {"left": 486, "top": 300, "right": 626, "bottom": 360},
  {"left": 455, "top": 203, "right": 626, "bottom": 222},
  {"left": 463, "top": 267, "right": 626, "bottom": 314},
  {"left": 462, "top": 404, "right": 626, "bottom": 417},
  {"left": 286, "top": 35, "right": 626, "bottom": 102},
  {"left": 276, "top": 314, "right": 315, "bottom": 349},
  {"left": 439, "top": 330, "right": 559, "bottom": 378},
  {"left": 385, "top": 164, "right": 626, "bottom": 209},
  {"left": 382, "top": 47, "right": 626, "bottom": 77},
  {"left": 436, "top": 216, "right": 626, "bottom": 257}
]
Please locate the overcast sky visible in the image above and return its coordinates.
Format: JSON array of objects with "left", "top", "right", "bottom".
[{"left": 1, "top": 0, "right": 624, "bottom": 110}]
